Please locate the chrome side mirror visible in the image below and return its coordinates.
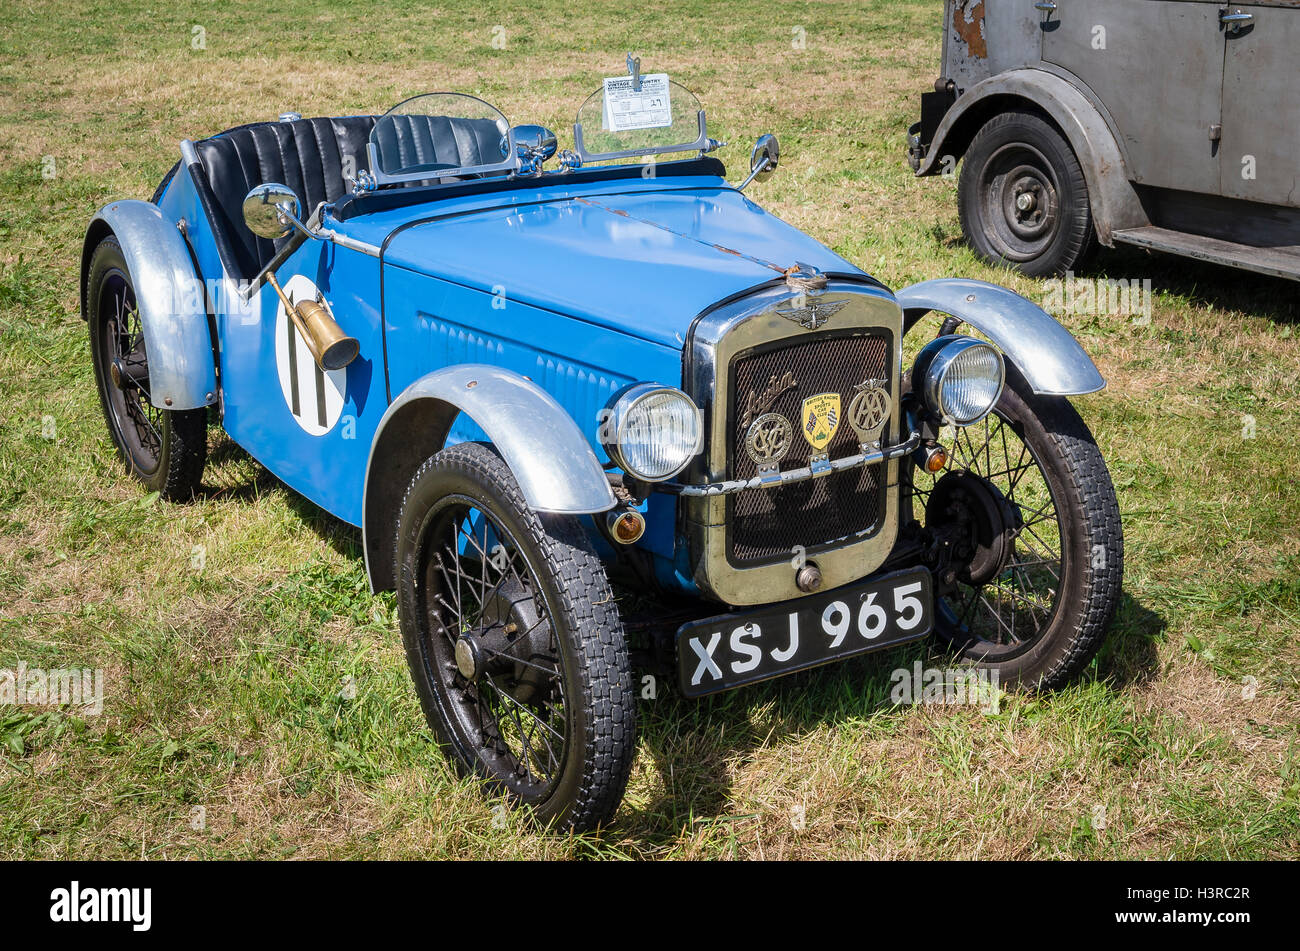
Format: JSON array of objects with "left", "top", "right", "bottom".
[
  {"left": 242, "top": 183, "right": 303, "bottom": 239},
  {"left": 738, "top": 134, "right": 780, "bottom": 191},
  {"left": 507, "top": 124, "right": 558, "bottom": 173}
]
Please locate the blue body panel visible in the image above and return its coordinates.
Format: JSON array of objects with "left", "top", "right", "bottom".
[
  {"left": 165, "top": 164, "right": 881, "bottom": 592},
  {"left": 221, "top": 240, "right": 387, "bottom": 526},
  {"left": 344, "top": 176, "right": 866, "bottom": 350},
  {"left": 155, "top": 165, "right": 229, "bottom": 318}
]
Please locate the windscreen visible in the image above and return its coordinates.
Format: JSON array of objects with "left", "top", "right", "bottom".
[
  {"left": 369, "top": 93, "right": 513, "bottom": 182},
  {"left": 573, "top": 75, "right": 705, "bottom": 163}
]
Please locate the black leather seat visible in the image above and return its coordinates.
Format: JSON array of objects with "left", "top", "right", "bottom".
[
  {"left": 369, "top": 114, "right": 505, "bottom": 177},
  {"left": 194, "top": 116, "right": 377, "bottom": 281},
  {"left": 192, "top": 113, "right": 508, "bottom": 281}
]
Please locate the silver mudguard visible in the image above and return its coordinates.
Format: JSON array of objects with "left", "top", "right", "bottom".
[
  {"left": 895, "top": 278, "right": 1105, "bottom": 396},
  {"left": 362, "top": 364, "right": 617, "bottom": 592},
  {"left": 82, "top": 200, "right": 217, "bottom": 410}
]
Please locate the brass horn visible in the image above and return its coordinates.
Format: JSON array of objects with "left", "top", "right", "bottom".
[{"left": 265, "top": 273, "right": 359, "bottom": 371}]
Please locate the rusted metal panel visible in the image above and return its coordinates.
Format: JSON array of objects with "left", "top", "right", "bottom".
[
  {"left": 1041, "top": 0, "right": 1226, "bottom": 195},
  {"left": 943, "top": 0, "right": 992, "bottom": 91},
  {"left": 942, "top": 0, "right": 1041, "bottom": 95},
  {"left": 953, "top": 0, "right": 988, "bottom": 59},
  {"left": 1220, "top": 5, "right": 1300, "bottom": 207}
]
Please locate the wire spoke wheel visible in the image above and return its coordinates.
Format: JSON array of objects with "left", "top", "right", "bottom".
[
  {"left": 87, "top": 235, "right": 207, "bottom": 500},
  {"left": 912, "top": 409, "right": 1064, "bottom": 656},
  {"left": 395, "top": 442, "right": 636, "bottom": 831},
  {"left": 98, "top": 274, "right": 164, "bottom": 475},
  {"left": 416, "top": 497, "right": 569, "bottom": 799},
  {"left": 908, "top": 362, "right": 1123, "bottom": 688}
]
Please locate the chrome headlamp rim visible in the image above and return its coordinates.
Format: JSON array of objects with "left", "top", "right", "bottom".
[
  {"left": 915, "top": 334, "right": 1006, "bottom": 427},
  {"left": 601, "top": 382, "right": 703, "bottom": 483}
]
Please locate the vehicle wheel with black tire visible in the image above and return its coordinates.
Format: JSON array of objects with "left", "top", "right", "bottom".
[
  {"left": 394, "top": 441, "right": 636, "bottom": 832},
  {"left": 910, "top": 359, "right": 1123, "bottom": 689},
  {"left": 958, "top": 110, "right": 1096, "bottom": 277},
  {"left": 87, "top": 235, "right": 207, "bottom": 500}
]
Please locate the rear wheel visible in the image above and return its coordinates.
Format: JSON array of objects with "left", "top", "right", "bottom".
[
  {"left": 87, "top": 236, "right": 207, "bottom": 500},
  {"left": 911, "top": 363, "right": 1122, "bottom": 689},
  {"left": 958, "top": 110, "right": 1096, "bottom": 277},
  {"left": 394, "top": 442, "right": 636, "bottom": 832}
]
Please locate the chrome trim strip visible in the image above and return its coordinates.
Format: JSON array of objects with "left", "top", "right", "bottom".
[{"left": 668, "top": 431, "right": 920, "bottom": 497}]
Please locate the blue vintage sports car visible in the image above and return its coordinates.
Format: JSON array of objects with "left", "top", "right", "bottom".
[{"left": 82, "top": 63, "right": 1123, "bottom": 831}]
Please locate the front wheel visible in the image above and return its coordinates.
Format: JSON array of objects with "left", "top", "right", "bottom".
[
  {"left": 911, "top": 363, "right": 1123, "bottom": 689},
  {"left": 394, "top": 442, "right": 636, "bottom": 832}
]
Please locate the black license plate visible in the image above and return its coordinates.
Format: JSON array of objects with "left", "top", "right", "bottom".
[{"left": 676, "top": 567, "right": 933, "bottom": 698}]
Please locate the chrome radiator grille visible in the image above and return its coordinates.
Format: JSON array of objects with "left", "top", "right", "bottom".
[{"left": 726, "top": 330, "right": 892, "bottom": 565}]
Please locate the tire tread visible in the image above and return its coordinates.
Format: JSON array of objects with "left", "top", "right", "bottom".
[
  {"left": 957, "top": 110, "right": 1097, "bottom": 278},
  {"left": 1030, "top": 393, "right": 1123, "bottom": 688},
  {"left": 394, "top": 442, "right": 635, "bottom": 832}
]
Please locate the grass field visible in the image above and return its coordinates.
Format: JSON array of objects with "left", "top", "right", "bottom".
[{"left": 1, "top": 0, "right": 1297, "bottom": 859}]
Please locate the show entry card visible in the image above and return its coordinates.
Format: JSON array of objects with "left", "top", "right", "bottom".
[{"left": 601, "top": 74, "right": 672, "bottom": 131}]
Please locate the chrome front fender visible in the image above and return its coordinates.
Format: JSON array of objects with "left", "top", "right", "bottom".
[
  {"left": 896, "top": 278, "right": 1105, "bottom": 396},
  {"left": 362, "top": 364, "right": 617, "bottom": 592},
  {"left": 81, "top": 200, "right": 217, "bottom": 410}
]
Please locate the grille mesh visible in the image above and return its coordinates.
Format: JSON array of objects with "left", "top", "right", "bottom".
[{"left": 727, "top": 331, "right": 891, "bottom": 565}]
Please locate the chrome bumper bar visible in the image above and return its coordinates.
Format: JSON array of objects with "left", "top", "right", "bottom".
[{"left": 663, "top": 431, "right": 922, "bottom": 498}]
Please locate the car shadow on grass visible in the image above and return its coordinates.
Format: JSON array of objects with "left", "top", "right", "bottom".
[
  {"left": 198, "top": 432, "right": 362, "bottom": 560},
  {"left": 623, "top": 589, "right": 1167, "bottom": 845},
  {"left": 282, "top": 492, "right": 363, "bottom": 561},
  {"left": 1094, "top": 590, "right": 1166, "bottom": 688},
  {"left": 625, "top": 637, "right": 947, "bottom": 845},
  {"left": 198, "top": 431, "right": 280, "bottom": 502},
  {"left": 1081, "top": 245, "right": 1300, "bottom": 325}
]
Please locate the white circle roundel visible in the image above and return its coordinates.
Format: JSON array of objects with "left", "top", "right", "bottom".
[{"left": 273, "top": 275, "right": 347, "bottom": 436}]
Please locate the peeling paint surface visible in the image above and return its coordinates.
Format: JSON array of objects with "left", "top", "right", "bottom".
[{"left": 953, "top": 0, "right": 987, "bottom": 59}]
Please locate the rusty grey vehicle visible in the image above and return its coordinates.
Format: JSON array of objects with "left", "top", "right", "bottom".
[{"left": 909, "top": 0, "right": 1300, "bottom": 280}]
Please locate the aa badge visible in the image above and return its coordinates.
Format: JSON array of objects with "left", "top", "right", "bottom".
[{"left": 800, "top": 392, "right": 841, "bottom": 451}]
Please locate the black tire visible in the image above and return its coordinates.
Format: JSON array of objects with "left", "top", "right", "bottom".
[
  {"left": 958, "top": 110, "right": 1096, "bottom": 277},
  {"left": 87, "top": 236, "right": 207, "bottom": 500},
  {"left": 394, "top": 441, "right": 636, "bottom": 832},
  {"left": 911, "top": 363, "right": 1123, "bottom": 689}
]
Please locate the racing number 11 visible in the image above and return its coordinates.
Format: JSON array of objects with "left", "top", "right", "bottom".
[{"left": 285, "top": 304, "right": 328, "bottom": 429}]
